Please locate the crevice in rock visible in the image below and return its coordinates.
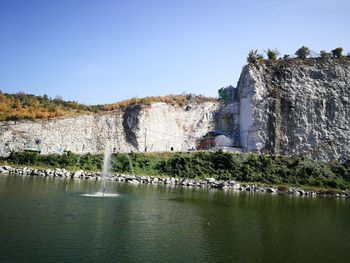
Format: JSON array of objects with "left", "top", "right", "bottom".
[{"left": 122, "top": 105, "right": 142, "bottom": 149}]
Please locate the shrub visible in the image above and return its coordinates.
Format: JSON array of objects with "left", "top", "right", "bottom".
[
  {"left": 332, "top": 47, "right": 343, "bottom": 58},
  {"left": 265, "top": 49, "right": 279, "bottom": 60},
  {"left": 247, "top": 50, "right": 264, "bottom": 64},
  {"left": 320, "top": 50, "right": 331, "bottom": 60},
  {"left": 295, "top": 46, "right": 310, "bottom": 59}
]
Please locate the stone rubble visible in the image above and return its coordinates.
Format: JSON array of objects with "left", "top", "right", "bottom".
[{"left": 1, "top": 165, "right": 348, "bottom": 199}]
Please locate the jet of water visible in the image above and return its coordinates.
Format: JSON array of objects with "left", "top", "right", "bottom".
[{"left": 101, "top": 145, "right": 111, "bottom": 196}]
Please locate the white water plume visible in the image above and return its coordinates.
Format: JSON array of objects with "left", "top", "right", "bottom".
[
  {"left": 100, "top": 144, "right": 112, "bottom": 196},
  {"left": 81, "top": 193, "right": 119, "bottom": 198}
]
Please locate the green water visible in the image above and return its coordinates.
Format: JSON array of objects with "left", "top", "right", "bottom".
[{"left": 0, "top": 175, "right": 349, "bottom": 263}]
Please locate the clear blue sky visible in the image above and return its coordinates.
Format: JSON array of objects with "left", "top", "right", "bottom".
[{"left": 1, "top": 0, "right": 349, "bottom": 105}]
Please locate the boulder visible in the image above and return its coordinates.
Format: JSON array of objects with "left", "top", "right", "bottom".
[
  {"left": 206, "top": 178, "right": 216, "bottom": 184},
  {"left": 72, "top": 170, "right": 84, "bottom": 178}
]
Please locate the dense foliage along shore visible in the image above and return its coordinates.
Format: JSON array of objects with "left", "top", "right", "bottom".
[{"left": 1, "top": 151, "right": 349, "bottom": 192}]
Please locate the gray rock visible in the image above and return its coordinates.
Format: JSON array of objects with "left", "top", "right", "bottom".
[
  {"left": 206, "top": 178, "right": 216, "bottom": 183},
  {"left": 220, "top": 60, "right": 350, "bottom": 161},
  {"left": 73, "top": 170, "right": 84, "bottom": 178},
  {"left": 266, "top": 187, "right": 277, "bottom": 193},
  {"left": 152, "top": 177, "right": 159, "bottom": 184},
  {"left": 128, "top": 179, "right": 140, "bottom": 184},
  {"left": 0, "top": 102, "right": 218, "bottom": 156}
]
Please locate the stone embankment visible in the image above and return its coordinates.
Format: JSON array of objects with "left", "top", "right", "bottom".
[{"left": 1, "top": 165, "right": 349, "bottom": 199}]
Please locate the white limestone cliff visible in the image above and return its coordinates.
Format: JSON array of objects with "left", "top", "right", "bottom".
[
  {"left": 0, "top": 102, "right": 218, "bottom": 156},
  {"left": 234, "top": 59, "right": 350, "bottom": 161}
]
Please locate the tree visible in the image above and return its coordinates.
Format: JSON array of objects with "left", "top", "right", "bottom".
[
  {"left": 295, "top": 46, "right": 310, "bottom": 59},
  {"left": 264, "top": 48, "right": 279, "bottom": 60},
  {"left": 320, "top": 50, "right": 331, "bottom": 60},
  {"left": 247, "top": 50, "right": 264, "bottom": 64},
  {"left": 332, "top": 47, "right": 343, "bottom": 58},
  {"left": 54, "top": 95, "right": 63, "bottom": 101},
  {"left": 283, "top": 54, "right": 290, "bottom": 59}
]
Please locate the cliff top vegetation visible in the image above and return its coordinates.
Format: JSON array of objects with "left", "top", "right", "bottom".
[
  {"left": 0, "top": 92, "right": 217, "bottom": 121},
  {"left": 103, "top": 94, "right": 217, "bottom": 111},
  {"left": 247, "top": 46, "right": 350, "bottom": 65}
]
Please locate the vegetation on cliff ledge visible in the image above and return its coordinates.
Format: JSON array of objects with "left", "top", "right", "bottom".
[
  {"left": 247, "top": 45, "right": 349, "bottom": 64},
  {"left": 0, "top": 92, "right": 217, "bottom": 121},
  {"left": 1, "top": 151, "right": 349, "bottom": 191}
]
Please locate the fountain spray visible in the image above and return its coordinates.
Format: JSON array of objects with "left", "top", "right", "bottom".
[{"left": 101, "top": 145, "right": 111, "bottom": 196}]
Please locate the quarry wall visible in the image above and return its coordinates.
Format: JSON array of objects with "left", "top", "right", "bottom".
[
  {"left": 1, "top": 59, "right": 349, "bottom": 162},
  {"left": 234, "top": 59, "right": 350, "bottom": 161},
  {"left": 0, "top": 102, "right": 218, "bottom": 156}
]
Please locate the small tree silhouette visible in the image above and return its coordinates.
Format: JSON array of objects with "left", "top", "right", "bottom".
[
  {"left": 295, "top": 46, "right": 310, "bottom": 59},
  {"left": 332, "top": 47, "right": 343, "bottom": 58}
]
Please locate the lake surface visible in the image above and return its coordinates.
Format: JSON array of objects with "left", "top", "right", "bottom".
[{"left": 0, "top": 175, "right": 349, "bottom": 263}]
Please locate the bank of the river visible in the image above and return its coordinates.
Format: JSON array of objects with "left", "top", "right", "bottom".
[
  {"left": 1, "top": 151, "right": 350, "bottom": 191},
  {"left": 1, "top": 165, "right": 349, "bottom": 199}
]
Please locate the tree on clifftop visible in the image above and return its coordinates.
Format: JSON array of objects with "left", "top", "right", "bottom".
[
  {"left": 332, "top": 47, "right": 343, "bottom": 58},
  {"left": 295, "top": 46, "right": 310, "bottom": 59}
]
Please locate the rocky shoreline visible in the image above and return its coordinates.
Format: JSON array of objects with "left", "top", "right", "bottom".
[{"left": 1, "top": 165, "right": 349, "bottom": 199}]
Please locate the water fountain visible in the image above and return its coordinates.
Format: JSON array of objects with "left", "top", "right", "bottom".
[
  {"left": 100, "top": 146, "right": 111, "bottom": 196},
  {"left": 81, "top": 144, "right": 118, "bottom": 198}
]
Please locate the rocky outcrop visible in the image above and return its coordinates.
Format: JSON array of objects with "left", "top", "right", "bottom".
[
  {"left": 2, "top": 59, "right": 349, "bottom": 162},
  {"left": 234, "top": 59, "right": 350, "bottom": 161},
  {"left": 0, "top": 102, "right": 218, "bottom": 156}
]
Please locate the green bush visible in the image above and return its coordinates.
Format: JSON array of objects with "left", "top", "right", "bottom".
[
  {"left": 247, "top": 50, "right": 264, "bottom": 64},
  {"left": 332, "top": 47, "right": 343, "bottom": 58},
  {"left": 265, "top": 48, "right": 279, "bottom": 60},
  {"left": 295, "top": 46, "right": 310, "bottom": 59}
]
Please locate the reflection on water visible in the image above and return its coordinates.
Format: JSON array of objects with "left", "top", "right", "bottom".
[
  {"left": 81, "top": 192, "right": 119, "bottom": 198},
  {"left": 0, "top": 174, "right": 349, "bottom": 263}
]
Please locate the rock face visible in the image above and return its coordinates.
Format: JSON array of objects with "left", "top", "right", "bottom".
[
  {"left": 0, "top": 102, "right": 218, "bottom": 156},
  {"left": 225, "top": 59, "right": 350, "bottom": 161},
  {"left": 2, "top": 59, "right": 349, "bottom": 162}
]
